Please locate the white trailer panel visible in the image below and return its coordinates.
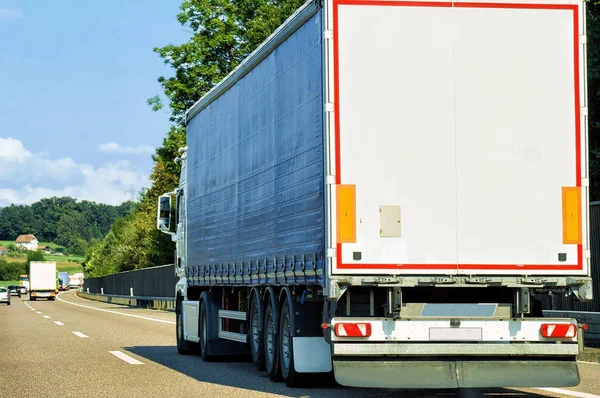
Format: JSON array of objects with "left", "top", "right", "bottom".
[
  {"left": 332, "top": 0, "right": 588, "bottom": 275},
  {"left": 29, "top": 262, "right": 57, "bottom": 291}
]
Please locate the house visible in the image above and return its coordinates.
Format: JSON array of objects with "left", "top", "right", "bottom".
[
  {"left": 15, "top": 234, "right": 39, "bottom": 251},
  {"left": 0, "top": 246, "right": 7, "bottom": 255},
  {"left": 38, "top": 245, "right": 53, "bottom": 254}
]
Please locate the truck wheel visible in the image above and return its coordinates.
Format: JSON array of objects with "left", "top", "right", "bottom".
[
  {"left": 30, "top": 296, "right": 36, "bottom": 301},
  {"left": 279, "top": 299, "right": 302, "bottom": 387},
  {"left": 264, "top": 300, "right": 280, "bottom": 381},
  {"left": 176, "top": 302, "right": 197, "bottom": 355},
  {"left": 249, "top": 295, "right": 265, "bottom": 371},
  {"left": 199, "top": 300, "right": 214, "bottom": 362}
]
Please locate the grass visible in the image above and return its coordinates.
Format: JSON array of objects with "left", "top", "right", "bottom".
[
  {"left": 1, "top": 254, "right": 84, "bottom": 274},
  {"left": 56, "top": 265, "right": 84, "bottom": 274},
  {"left": 2, "top": 255, "right": 83, "bottom": 264},
  {"left": 0, "top": 240, "right": 66, "bottom": 251},
  {"left": 45, "top": 255, "right": 83, "bottom": 263},
  {"left": 0, "top": 280, "right": 18, "bottom": 287}
]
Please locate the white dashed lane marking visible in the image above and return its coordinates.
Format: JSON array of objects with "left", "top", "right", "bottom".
[{"left": 109, "top": 351, "right": 144, "bottom": 365}]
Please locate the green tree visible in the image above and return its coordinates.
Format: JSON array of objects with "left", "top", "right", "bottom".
[
  {"left": 0, "top": 259, "right": 25, "bottom": 281},
  {"left": 25, "top": 251, "right": 45, "bottom": 275}
]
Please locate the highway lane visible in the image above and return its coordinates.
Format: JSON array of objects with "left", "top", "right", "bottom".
[{"left": 0, "top": 290, "right": 598, "bottom": 398}]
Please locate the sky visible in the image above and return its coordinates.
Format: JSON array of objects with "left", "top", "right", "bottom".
[{"left": 0, "top": 0, "right": 189, "bottom": 207}]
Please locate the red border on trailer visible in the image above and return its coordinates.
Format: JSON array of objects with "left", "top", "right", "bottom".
[{"left": 333, "top": 0, "right": 583, "bottom": 271}]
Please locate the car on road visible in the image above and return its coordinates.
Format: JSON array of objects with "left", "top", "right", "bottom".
[
  {"left": 0, "top": 287, "right": 10, "bottom": 305},
  {"left": 7, "top": 285, "right": 21, "bottom": 298},
  {"left": 19, "top": 286, "right": 27, "bottom": 295}
]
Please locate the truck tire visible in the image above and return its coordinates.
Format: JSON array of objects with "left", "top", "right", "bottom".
[
  {"left": 199, "top": 300, "right": 214, "bottom": 362},
  {"left": 264, "top": 300, "right": 280, "bottom": 381},
  {"left": 249, "top": 294, "right": 266, "bottom": 371},
  {"left": 279, "top": 299, "right": 302, "bottom": 387},
  {"left": 30, "top": 296, "right": 36, "bottom": 301},
  {"left": 176, "top": 302, "right": 197, "bottom": 355}
]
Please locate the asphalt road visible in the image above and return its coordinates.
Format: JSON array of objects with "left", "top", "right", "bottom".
[{"left": 0, "top": 290, "right": 598, "bottom": 398}]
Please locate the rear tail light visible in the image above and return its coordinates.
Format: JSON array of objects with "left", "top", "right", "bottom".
[
  {"left": 540, "top": 323, "right": 577, "bottom": 338},
  {"left": 334, "top": 322, "right": 372, "bottom": 337}
]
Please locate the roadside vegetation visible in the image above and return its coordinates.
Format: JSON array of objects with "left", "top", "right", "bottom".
[
  {"left": 0, "top": 198, "right": 134, "bottom": 256},
  {"left": 0, "top": 249, "right": 83, "bottom": 286}
]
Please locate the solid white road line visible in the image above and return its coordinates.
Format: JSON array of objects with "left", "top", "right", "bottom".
[
  {"left": 43, "top": 315, "right": 51, "bottom": 319},
  {"left": 577, "top": 360, "right": 600, "bottom": 366},
  {"left": 54, "top": 321, "right": 64, "bottom": 326},
  {"left": 72, "top": 332, "right": 88, "bottom": 338},
  {"left": 537, "top": 388, "right": 600, "bottom": 398},
  {"left": 109, "top": 351, "right": 144, "bottom": 365},
  {"left": 57, "top": 292, "right": 175, "bottom": 325}
]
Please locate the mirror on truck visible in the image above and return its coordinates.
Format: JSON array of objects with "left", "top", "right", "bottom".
[{"left": 157, "top": 196, "right": 171, "bottom": 232}]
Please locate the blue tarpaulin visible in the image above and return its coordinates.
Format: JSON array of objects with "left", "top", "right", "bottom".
[{"left": 185, "top": 11, "right": 324, "bottom": 286}]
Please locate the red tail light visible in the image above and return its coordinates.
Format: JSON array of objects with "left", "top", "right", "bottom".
[
  {"left": 540, "top": 323, "right": 577, "bottom": 338},
  {"left": 582, "top": 324, "right": 589, "bottom": 331},
  {"left": 334, "top": 322, "right": 372, "bottom": 337}
]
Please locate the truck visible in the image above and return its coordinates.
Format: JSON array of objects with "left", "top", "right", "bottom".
[
  {"left": 58, "top": 271, "right": 69, "bottom": 291},
  {"left": 19, "top": 274, "right": 29, "bottom": 293},
  {"left": 68, "top": 273, "right": 83, "bottom": 289},
  {"left": 156, "top": 0, "right": 593, "bottom": 389},
  {"left": 29, "top": 262, "right": 57, "bottom": 301}
]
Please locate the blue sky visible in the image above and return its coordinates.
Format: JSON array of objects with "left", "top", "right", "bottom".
[{"left": 0, "top": 0, "right": 189, "bottom": 206}]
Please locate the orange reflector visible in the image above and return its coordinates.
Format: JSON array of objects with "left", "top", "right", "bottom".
[
  {"left": 334, "top": 322, "right": 372, "bottom": 337},
  {"left": 562, "top": 187, "right": 582, "bottom": 244},
  {"left": 540, "top": 323, "right": 577, "bottom": 338},
  {"left": 336, "top": 184, "right": 356, "bottom": 243}
]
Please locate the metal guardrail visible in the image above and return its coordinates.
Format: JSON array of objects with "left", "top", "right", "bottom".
[
  {"left": 83, "top": 264, "right": 176, "bottom": 297},
  {"left": 77, "top": 291, "right": 175, "bottom": 312}
]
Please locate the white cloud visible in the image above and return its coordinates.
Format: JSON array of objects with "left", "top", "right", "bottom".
[
  {"left": 0, "top": 137, "right": 32, "bottom": 162},
  {"left": 99, "top": 142, "right": 154, "bottom": 155},
  {"left": 0, "top": 138, "right": 149, "bottom": 206},
  {"left": 0, "top": 9, "right": 23, "bottom": 19}
]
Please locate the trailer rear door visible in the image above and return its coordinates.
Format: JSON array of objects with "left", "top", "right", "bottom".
[{"left": 331, "top": 0, "right": 588, "bottom": 275}]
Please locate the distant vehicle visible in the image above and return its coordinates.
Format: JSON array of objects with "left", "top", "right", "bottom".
[
  {"left": 7, "top": 285, "right": 21, "bottom": 298},
  {"left": 29, "top": 262, "right": 57, "bottom": 301},
  {"left": 68, "top": 274, "right": 83, "bottom": 289},
  {"left": 18, "top": 274, "right": 29, "bottom": 292},
  {"left": 0, "top": 287, "right": 10, "bottom": 305},
  {"left": 18, "top": 286, "right": 26, "bottom": 295},
  {"left": 58, "top": 272, "right": 69, "bottom": 291}
]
